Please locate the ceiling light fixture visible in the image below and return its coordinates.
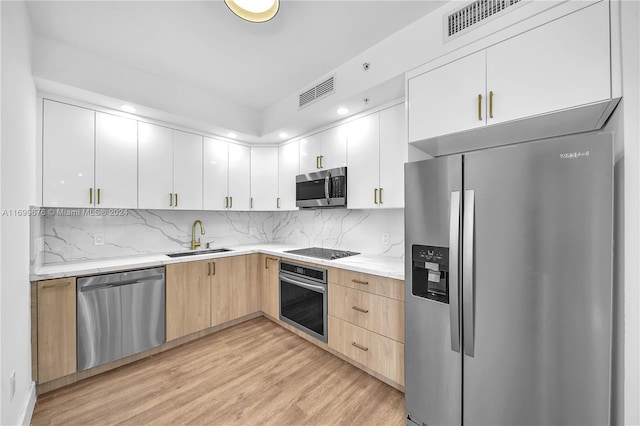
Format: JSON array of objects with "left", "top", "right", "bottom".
[
  {"left": 279, "top": 132, "right": 288, "bottom": 139},
  {"left": 337, "top": 107, "right": 349, "bottom": 115},
  {"left": 227, "top": 132, "right": 237, "bottom": 138},
  {"left": 121, "top": 105, "right": 136, "bottom": 113},
  {"left": 225, "top": 0, "right": 279, "bottom": 23}
]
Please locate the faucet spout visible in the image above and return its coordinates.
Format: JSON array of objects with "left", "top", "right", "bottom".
[{"left": 191, "top": 220, "right": 206, "bottom": 250}]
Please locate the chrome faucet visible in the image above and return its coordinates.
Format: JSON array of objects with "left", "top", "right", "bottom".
[{"left": 191, "top": 220, "right": 206, "bottom": 250}]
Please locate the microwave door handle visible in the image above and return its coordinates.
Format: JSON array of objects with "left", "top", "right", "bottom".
[{"left": 324, "top": 174, "right": 330, "bottom": 203}]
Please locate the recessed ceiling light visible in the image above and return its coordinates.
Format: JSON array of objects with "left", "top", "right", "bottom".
[
  {"left": 337, "top": 107, "right": 349, "bottom": 115},
  {"left": 227, "top": 132, "right": 237, "bottom": 138},
  {"left": 121, "top": 105, "right": 136, "bottom": 113},
  {"left": 279, "top": 132, "right": 288, "bottom": 139},
  {"left": 225, "top": 0, "right": 279, "bottom": 23}
]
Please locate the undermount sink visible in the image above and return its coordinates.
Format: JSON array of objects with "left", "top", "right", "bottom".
[{"left": 166, "top": 248, "right": 232, "bottom": 258}]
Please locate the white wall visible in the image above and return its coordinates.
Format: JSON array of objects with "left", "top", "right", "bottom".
[{"left": 0, "top": 1, "right": 37, "bottom": 424}]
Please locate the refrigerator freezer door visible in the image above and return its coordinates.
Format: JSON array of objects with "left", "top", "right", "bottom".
[
  {"left": 405, "top": 155, "right": 463, "bottom": 426},
  {"left": 462, "top": 133, "right": 613, "bottom": 425}
]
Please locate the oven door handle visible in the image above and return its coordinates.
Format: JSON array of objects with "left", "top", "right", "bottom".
[{"left": 280, "top": 275, "right": 326, "bottom": 293}]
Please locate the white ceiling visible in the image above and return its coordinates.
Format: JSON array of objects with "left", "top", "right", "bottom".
[{"left": 26, "top": 1, "right": 442, "bottom": 114}]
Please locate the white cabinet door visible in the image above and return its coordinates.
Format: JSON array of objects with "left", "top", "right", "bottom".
[
  {"left": 278, "top": 141, "right": 299, "bottom": 211},
  {"left": 228, "top": 143, "right": 251, "bottom": 210},
  {"left": 203, "top": 137, "right": 229, "bottom": 210},
  {"left": 42, "top": 100, "right": 95, "bottom": 207},
  {"left": 320, "top": 124, "right": 347, "bottom": 170},
  {"left": 299, "top": 133, "right": 322, "bottom": 173},
  {"left": 379, "top": 104, "right": 406, "bottom": 208},
  {"left": 173, "top": 130, "right": 203, "bottom": 210},
  {"left": 250, "top": 147, "right": 279, "bottom": 211},
  {"left": 408, "top": 50, "right": 486, "bottom": 142},
  {"left": 138, "top": 122, "right": 174, "bottom": 209},
  {"left": 347, "top": 114, "right": 380, "bottom": 209},
  {"left": 94, "top": 112, "right": 138, "bottom": 208},
  {"left": 486, "top": 2, "right": 610, "bottom": 126}
]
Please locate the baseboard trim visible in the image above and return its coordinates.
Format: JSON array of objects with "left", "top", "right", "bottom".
[{"left": 19, "top": 381, "right": 37, "bottom": 426}]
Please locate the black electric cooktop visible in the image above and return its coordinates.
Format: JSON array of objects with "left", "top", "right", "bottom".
[{"left": 284, "top": 247, "right": 360, "bottom": 261}]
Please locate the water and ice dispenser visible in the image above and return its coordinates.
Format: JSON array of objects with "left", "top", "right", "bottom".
[{"left": 412, "top": 245, "right": 449, "bottom": 304}]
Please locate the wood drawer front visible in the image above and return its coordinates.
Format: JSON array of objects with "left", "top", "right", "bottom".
[
  {"left": 329, "top": 283, "right": 404, "bottom": 343},
  {"left": 327, "top": 267, "right": 403, "bottom": 301},
  {"left": 328, "top": 315, "right": 404, "bottom": 386}
]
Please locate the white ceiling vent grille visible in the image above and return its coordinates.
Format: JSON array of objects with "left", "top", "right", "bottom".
[
  {"left": 299, "top": 76, "right": 335, "bottom": 109},
  {"left": 446, "top": 0, "right": 523, "bottom": 40}
]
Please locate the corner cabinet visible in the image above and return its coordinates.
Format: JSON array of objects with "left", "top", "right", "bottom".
[
  {"left": 250, "top": 147, "right": 279, "bottom": 211},
  {"left": 138, "top": 123, "right": 203, "bottom": 210},
  {"left": 43, "top": 100, "right": 137, "bottom": 208},
  {"left": 347, "top": 103, "right": 406, "bottom": 209},
  {"left": 277, "top": 141, "right": 299, "bottom": 210},
  {"left": 408, "top": 1, "right": 616, "bottom": 154},
  {"left": 211, "top": 255, "right": 260, "bottom": 326},
  {"left": 260, "top": 255, "right": 280, "bottom": 318}
]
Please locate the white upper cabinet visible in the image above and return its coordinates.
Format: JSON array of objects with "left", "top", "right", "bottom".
[
  {"left": 378, "top": 104, "right": 406, "bottom": 208},
  {"left": 347, "top": 104, "right": 406, "bottom": 209},
  {"left": 278, "top": 141, "right": 299, "bottom": 211},
  {"left": 173, "top": 131, "right": 203, "bottom": 210},
  {"left": 299, "top": 133, "right": 322, "bottom": 173},
  {"left": 228, "top": 143, "right": 251, "bottom": 210},
  {"left": 485, "top": 2, "right": 610, "bottom": 126},
  {"left": 320, "top": 124, "right": 347, "bottom": 170},
  {"left": 408, "top": 1, "right": 613, "bottom": 149},
  {"left": 203, "top": 137, "right": 229, "bottom": 210},
  {"left": 347, "top": 113, "right": 380, "bottom": 209},
  {"left": 250, "top": 147, "right": 279, "bottom": 211},
  {"left": 94, "top": 112, "right": 138, "bottom": 208},
  {"left": 299, "top": 124, "right": 347, "bottom": 173},
  {"left": 408, "top": 51, "right": 486, "bottom": 142},
  {"left": 138, "top": 122, "right": 174, "bottom": 209},
  {"left": 43, "top": 100, "right": 95, "bottom": 207}
]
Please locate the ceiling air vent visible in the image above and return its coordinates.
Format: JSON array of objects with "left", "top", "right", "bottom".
[
  {"left": 299, "top": 76, "right": 335, "bottom": 109},
  {"left": 446, "top": 0, "right": 524, "bottom": 40}
]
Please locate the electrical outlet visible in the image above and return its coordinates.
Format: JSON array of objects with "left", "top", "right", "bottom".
[
  {"left": 382, "top": 233, "right": 390, "bottom": 245},
  {"left": 9, "top": 371, "right": 15, "bottom": 401},
  {"left": 249, "top": 227, "right": 257, "bottom": 236},
  {"left": 94, "top": 233, "right": 105, "bottom": 246}
]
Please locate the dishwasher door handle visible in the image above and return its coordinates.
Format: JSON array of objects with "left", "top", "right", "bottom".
[{"left": 79, "top": 275, "right": 164, "bottom": 292}]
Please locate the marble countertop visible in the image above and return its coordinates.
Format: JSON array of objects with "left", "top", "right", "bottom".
[{"left": 31, "top": 243, "right": 405, "bottom": 282}]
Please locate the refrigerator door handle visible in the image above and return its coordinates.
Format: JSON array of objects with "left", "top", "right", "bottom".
[
  {"left": 463, "top": 189, "right": 476, "bottom": 357},
  {"left": 449, "top": 191, "right": 461, "bottom": 352}
]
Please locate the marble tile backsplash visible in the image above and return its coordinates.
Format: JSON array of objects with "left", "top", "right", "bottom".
[{"left": 37, "top": 207, "right": 404, "bottom": 265}]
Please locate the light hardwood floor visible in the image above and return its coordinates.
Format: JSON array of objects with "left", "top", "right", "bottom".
[{"left": 31, "top": 317, "right": 406, "bottom": 425}]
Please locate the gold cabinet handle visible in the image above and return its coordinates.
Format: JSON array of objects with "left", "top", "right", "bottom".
[
  {"left": 208, "top": 262, "right": 211, "bottom": 276},
  {"left": 379, "top": 188, "right": 383, "bottom": 204},
  {"left": 175, "top": 193, "right": 178, "bottom": 207},
  {"left": 352, "top": 279, "right": 369, "bottom": 285},
  {"left": 41, "top": 281, "right": 72, "bottom": 290},
  {"left": 250, "top": 198, "right": 253, "bottom": 209},
  {"left": 352, "top": 306, "right": 369, "bottom": 314},
  {"left": 316, "top": 156, "right": 320, "bottom": 169},
  {"left": 97, "top": 188, "right": 101, "bottom": 205},
  {"left": 319, "top": 155, "right": 323, "bottom": 169},
  {"left": 277, "top": 197, "right": 280, "bottom": 209},
  {"left": 169, "top": 193, "right": 173, "bottom": 207},
  {"left": 351, "top": 342, "right": 369, "bottom": 352},
  {"left": 489, "top": 90, "right": 494, "bottom": 119},
  {"left": 211, "top": 261, "right": 216, "bottom": 275},
  {"left": 265, "top": 256, "right": 278, "bottom": 269},
  {"left": 230, "top": 196, "right": 233, "bottom": 209},
  {"left": 478, "top": 94, "right": 483, "bottom": 121},
  {"left": 89, "top": 188, "right": 93, "bottom": 204},
  {"left": 225, "top": 197, "right": 229, "bottom": 208},
  {"left": 374, "top": 188, "right": 378, "bottom": 205}
]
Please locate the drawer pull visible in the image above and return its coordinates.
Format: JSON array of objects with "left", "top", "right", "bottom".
[
  {"left": 352, "top": 279, "right": 369, "bottom": 285},
  {"left": 265, "top": 257, "right": 278, "bottom": 269},
  {"left": 41, "top": 281, "right": 72, "bottom": 289},
  {"left": 352, "top": 306, "right": 369, "bottom": 314},
  {"left": 351, "top": 342, "right": 369, "bottom": 352}
]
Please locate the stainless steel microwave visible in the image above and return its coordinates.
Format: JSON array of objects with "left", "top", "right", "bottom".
[{"left": 296, "top": 167, "right": 347, "bottom": 208}]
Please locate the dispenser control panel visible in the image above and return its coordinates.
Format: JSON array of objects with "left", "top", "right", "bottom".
[{"left": 412, "top": 244, "right": 449, "bottom": 304}]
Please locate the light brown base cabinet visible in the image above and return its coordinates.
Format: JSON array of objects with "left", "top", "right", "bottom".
[
  {"left": 260, "top": 254, "right": 280, "bottom": 318},
  {"left": 211, "top": 254, "right": 260, "bottom": 326},
  {"left": 166, "top": 259, "right": 211, "bottom": 341},
  {"left": 35, "top": 277, "right": 77, "bottom": 383}
]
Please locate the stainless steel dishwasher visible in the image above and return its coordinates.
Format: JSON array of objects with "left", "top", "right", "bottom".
[{"left": 77, "top": 267, "right": 165, "bottom": 371}]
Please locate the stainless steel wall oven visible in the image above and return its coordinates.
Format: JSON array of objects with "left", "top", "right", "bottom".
[{"left": 279, "top": 260, "right": 328, "bottom": 342}]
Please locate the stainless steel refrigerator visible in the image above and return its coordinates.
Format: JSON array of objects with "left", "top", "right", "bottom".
[{"left": 404, "top": 132, "right": 613, "bottom": 426}]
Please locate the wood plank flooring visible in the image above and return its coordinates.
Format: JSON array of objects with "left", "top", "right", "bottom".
[{"left": 31, "top": 317, "right": 406, "bottom": 425}]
